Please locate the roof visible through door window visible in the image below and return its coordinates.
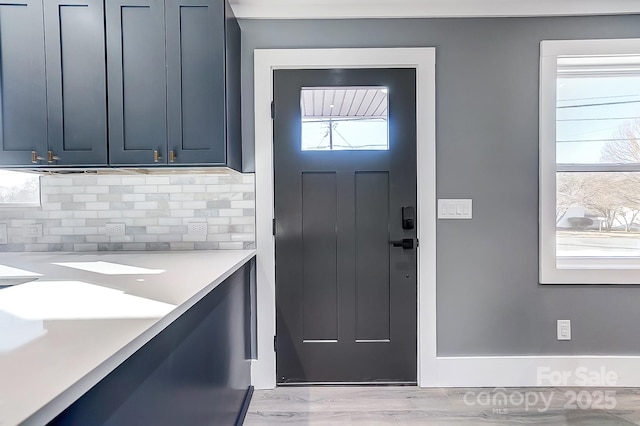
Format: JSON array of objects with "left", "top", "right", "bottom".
[{"left": 300, "top": 86, "right": 389, "bottom": 151}]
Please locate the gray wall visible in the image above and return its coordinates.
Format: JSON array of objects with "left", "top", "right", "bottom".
[{"left": 240, "top": 15, "right": 640, "bottom": 356}]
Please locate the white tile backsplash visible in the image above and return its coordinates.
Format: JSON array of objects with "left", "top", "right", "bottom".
[{"left": 0, "top": 173, "right": 255, "bottom": 252}]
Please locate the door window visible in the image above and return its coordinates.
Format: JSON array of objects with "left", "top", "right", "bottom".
[{"left": 300, "top": 86, "right": 389, "bottom": 151}]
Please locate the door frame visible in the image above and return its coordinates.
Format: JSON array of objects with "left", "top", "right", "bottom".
[{"left": 252, "top": 48, "right": 437, "bottom": 389}]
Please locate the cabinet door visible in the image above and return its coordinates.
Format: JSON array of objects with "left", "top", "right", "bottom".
[
  {"left": 166, "top": 0, "right": 226, "bottom": 165},
  {"left": 44, "top": 0, "right": 107, "bottom": 166},
  {"left": 106, "top": 0, "right": 167, "bottom": 166},
  {"left": 0, "top": 0, "right": 48, "bottom": 166}
]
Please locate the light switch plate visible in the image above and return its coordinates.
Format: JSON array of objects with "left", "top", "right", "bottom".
[
  {"left": 438, "top": 199, "right": 472, "bottom": 219},
  {"left": 0, "top": 223, "right": 7, "bottom": 245}
]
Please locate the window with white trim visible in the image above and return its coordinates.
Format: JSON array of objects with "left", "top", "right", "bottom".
[
  {"left": 0, "top": 170, "right": 41, "bottom": 207},
  {"left": 540, "top": 39, "right": 640, "bottom": 284}
]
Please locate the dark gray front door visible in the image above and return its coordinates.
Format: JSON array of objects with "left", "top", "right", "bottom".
[{"left": 274, "top": 68, "right": 417, "bottom": 383}]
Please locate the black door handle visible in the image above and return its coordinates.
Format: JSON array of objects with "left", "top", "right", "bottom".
[{"left": 390, "top": 238, "right": 413, "bottom": 249}]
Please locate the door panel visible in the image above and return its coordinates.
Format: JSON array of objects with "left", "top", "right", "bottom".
[
  {"left": 0, "top": 0, "right": 47, "bottom": 166},
  {"left": 106, "top": 0, "right": 166, "bottom": 165},
  {"left": 301, "top": 171, "right": 338, "bottom": 342},
  {"left": 44, "top": 0, "right": 107, "bottom": 165},
  {"left": 166, "top": 0, "right": 226, "bottom": 164},
  {"left": 355, "top": 171, "right": 390, "bottom": 342},
  {"left": 274, "top": 68, "right": 417, "bottom": 383}
]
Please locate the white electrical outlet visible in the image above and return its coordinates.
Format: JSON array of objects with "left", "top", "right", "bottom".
[
  {"left": 557, "top": 320, "right": 571, "bottom": 341},
  {"left": 105, "top": 223, "right": 126, "bottom": 236},
  {"left": 0, "top": 223, "right": 7, "bottom": 245},
  {"left": 187, "top": 222, "right": 208, "bottom": 236},
  {"left": 23, "top": 223, "right": 43, "bottom": 238}
]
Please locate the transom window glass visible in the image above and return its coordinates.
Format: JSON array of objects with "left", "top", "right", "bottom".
[
  {"left": 540, "top": 39, "right": 640, "bottom": 284},
  {"left": 0, "top": 170, "right": 41, "bottom": 207},
  {"left": 300, "top": 87, "right": 389, "bottom": 151}
]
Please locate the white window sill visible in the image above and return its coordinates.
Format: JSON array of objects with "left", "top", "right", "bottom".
[{"left": 558, "top": 257, "right": 640, "bottom": 270}]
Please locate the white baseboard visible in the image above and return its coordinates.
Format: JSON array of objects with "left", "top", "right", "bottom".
[{"left": 431, "top": 356, "right": 640, "bottom": 387}]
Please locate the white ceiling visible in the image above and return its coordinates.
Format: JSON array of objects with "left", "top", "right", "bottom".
[{"left": 229, "top": 0, "right": 640, "bottom": 19}]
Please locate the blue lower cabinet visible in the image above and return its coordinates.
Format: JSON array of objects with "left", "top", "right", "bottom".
[{"left": 50, "top": 259, "right": 255, "bottom": 426}]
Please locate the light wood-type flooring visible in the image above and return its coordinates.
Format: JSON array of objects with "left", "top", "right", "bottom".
[{"left": 245, "top": 386, "right": 640, "bottom": 425}]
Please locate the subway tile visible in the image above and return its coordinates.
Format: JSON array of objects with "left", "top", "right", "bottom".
[
  {"left": 194, "top": 210, "right": 219, "bottom": 218},
  {"left": 61, "top": 219, "right": 86, "bottom": 227},
  {"left": 121, "top": 177, "right": 146, "bottom": 185},
  {"left": 134, "top": 235, "right": 159, "bottom": 243},
  {"left": 170, "top": 176, "right": 195, "bottom": 185},
  {"left": 158, "top": 234, "right": 182, "bottom": 242},
  {"left": 127, "top": 226, "right": 147, "bottom": 235},
  {"left": 146, "top": 226, "right": 171, "bottom": 234},
  {"left": 207, "top": 234, "right": 231, "bottom": 242},
  {"left": 98, "top": 210, "right": 123, "bottom": 219},
  {"left": 46, "top": 194, "right": 73, "bottom": 203},
  {"left": 134, "top": 185, "right": 158, "bottom": 193},
  {"left": 219, "top": 209, "right": 243, "bottom": 217},
  {"left": 109, "top": 185, "right": 135, "bottom": 194},
  {"left": 145, "top": 176, "right": 170, "bottom": 185},
  {"left": 183, "top": 234, "right": 207, "bottom": 242},
  {"left": 0, "top": 172, "right": 255, "bottom": 253},
  {"left": 146, "top": 242, "right": 170, "bottom": 251},
  {"left": 158, "top": 218, "right": 183, "bottom": 226},
  {"left": 170, "top": 242, "right": 195, "bottom": 250},
  {"left": 74, "top": 243, "right": 99, "bottom": 252},
  {"left": 182, "top": 201, "right": 206, "bottom": 209},
  {"left": 97, "top": 194, "right": 123, "bottom": 202},
  {"left": 122, "top": 243, "right": 146, "bottom": 251},
  {"left": 146, "top": 193, "right": 170, "bottom": 201},
  {"left": 230, "top": 200, "right": 255, "bottom": 209},
  {"left": 83, "top": 185, "right": 109, "bottom": 194},
  {"left": 61, "top": 235, "right": 86, "bottom": 243},
  {"left": 182, "top": 184, "right": 206, "bottom": 192},
  {"left": 194, "top": 242, "right": 219, "bottom": 250},
  {"left": 121, "top": 194, "right": 146, "bottom": 202},
  {"left": 73, "top": 211, "right": 99, "bottom": 219},
  {"left": 86, "top": 235, "right": 110, "bottom": 243},
  {"left": 85, "top": 202, "right": 110, "bottom": 210},
  {"left": 73, "top": 227, "right": 98, "bottom": 235},
  {"left": 218, "top": 242, "right": 244, "bottom": 250},
  {"left": 73, "top": 194, "right": 97, "bottom": 203},
  {"left": 170, "top": 193, "right": 194, "bottom": 201},
  {"left": 70, "top": 176, "right": 98, "bottom": 186},
  {"left": 134, "top": 201, "right": 158, "bottom": 210}
]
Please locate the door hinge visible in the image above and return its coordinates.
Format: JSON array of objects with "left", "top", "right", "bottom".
[
  {"left": 272, "top": 218, "right": 276, "bottom": 236},
  {"left": 273, "top": 335, "right": 278, "bottom": 352},
  {"left": 271, "top": 101, "right": 275, "bottom": 119},
  {"left": 416, "top": 238, "right": 420, "bottom": 248}
]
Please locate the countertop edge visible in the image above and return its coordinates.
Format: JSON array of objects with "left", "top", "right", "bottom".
[{"left": 22, "top": 250, "right": 256, "bottom": 426}]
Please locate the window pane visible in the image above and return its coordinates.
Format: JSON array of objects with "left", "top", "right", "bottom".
[
  {"left": 301, "top": 87, "right": 389, "bottom": 151},
  {"left": 556, "top": 55, "right": 640, "bottom": 165},
  {"left": 0, "top": 170, "right": 40, "bottom": 205},
  {"left": 556, "top": 171, "right": 640, "bottom": 257}
]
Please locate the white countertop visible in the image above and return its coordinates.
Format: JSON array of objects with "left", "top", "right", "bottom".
[{"left": 0, "top": 250, "right": 255, "bottom": 426}]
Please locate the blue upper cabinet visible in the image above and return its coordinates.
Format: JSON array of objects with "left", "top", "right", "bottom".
[
  {"left": 0, "top": 0, "right": 107, "bottom": 167},
  {"left": 0, "top": 0, "right": 48, "bottom": 166},
  {"left": 43, "top": 0, "right": 108, "bottom": 166},
  {"left": 0, "top": 0, "right": 240, "bottom": 169},
  {"left": 108, "top": 0, "right": 242, "bottom": 169}
]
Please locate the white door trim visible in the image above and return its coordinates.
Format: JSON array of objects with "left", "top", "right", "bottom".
[{"left": 252, "top": 47, "right": 437, "bottom": 389}]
